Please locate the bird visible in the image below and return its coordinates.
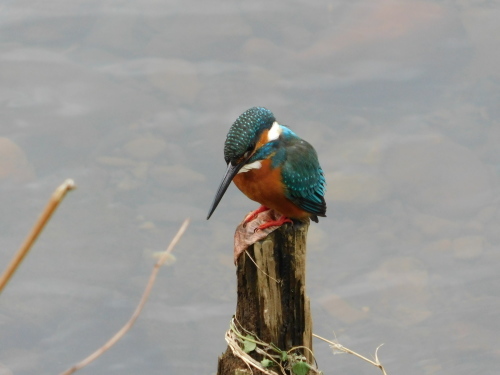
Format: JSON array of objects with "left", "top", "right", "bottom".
[{"left": 207, "top": 107, "right": 326, "bottom": 230}]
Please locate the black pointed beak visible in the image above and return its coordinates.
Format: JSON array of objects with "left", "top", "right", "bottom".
[{"left": 207, "top": 161, "right": 245, "bottom": 220}]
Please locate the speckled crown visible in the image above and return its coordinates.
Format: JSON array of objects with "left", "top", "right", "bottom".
[{"left": 224, "top": 107, "right": 275, "bottom": 164}]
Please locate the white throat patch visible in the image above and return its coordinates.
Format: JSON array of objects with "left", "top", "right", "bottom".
[
  {"left": 267, "top": 121, "right": 282, "bottom": 142},
  {"left": 238, "top": 160, "right": 262, "bottom": 174}
]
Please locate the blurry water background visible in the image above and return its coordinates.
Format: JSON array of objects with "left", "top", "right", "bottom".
[{"left": 0, "top": 1, "right": 499, "bottom": 374}]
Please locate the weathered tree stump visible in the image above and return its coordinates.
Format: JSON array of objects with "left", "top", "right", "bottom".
[{"left": 217, "top": 221, "right": 312, "bottom": 375}]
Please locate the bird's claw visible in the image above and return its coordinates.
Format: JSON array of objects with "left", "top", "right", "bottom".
[{"left": 243, "top": 205, "right": 270, "bottom": 227}]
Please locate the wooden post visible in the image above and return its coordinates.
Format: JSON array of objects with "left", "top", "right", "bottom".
[{"left": 217, "top": 221, "right": 312, "bottom": 375}]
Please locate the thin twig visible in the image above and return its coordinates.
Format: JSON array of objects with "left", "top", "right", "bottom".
[
  {"left": 0, "top": 179, "right": 76, "bottom": 294},
  {"left": 228, "top": 317, "right": 321, "bottom": 375},
  {"left": 313, "top": 333, "right": 388, "bottom": 375},
  {"left": 225, "top": 328, "right": 277, "bottom": 375},
  {"left": 244, "top": 250, "right": 281, "bottom": 285},
  {"left": 59, "top": 218, "right": 190, "bottom": 375}
]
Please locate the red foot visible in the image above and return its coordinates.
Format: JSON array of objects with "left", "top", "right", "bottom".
[
  {"left": 257, "top": 215, "right": 293, "bottom": 231},
  {"left": 243, "top": 205, "right": 270, "bottom": 225}
]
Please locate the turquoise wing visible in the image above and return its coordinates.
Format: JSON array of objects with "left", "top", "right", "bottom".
[{"left": 280, "top": 139, "right": 327, "bottom": 221}]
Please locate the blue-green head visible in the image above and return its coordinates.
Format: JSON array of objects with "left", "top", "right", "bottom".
[
  {"left": 207, "top": 107, "right": 275, "bottom": 219},
  {"left": 224, "top": 107, "right": 275, "bottom": 165}
]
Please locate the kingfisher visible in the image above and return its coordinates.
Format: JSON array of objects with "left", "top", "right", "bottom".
[{"left": 207, "top": 107, "right": 326, "bottom": 230}]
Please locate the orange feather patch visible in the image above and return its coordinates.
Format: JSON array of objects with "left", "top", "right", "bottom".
[{"left": 233, "top": 159, "right": 311, "bottom": 219}]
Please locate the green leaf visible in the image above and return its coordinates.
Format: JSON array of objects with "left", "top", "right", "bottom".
[
  {"left": 280, "top": 350, "right": 288, "bottom": 361},
  {"left": 292, "top": 361, "right": 311, "bottom": 375},
  {"left": 243, "top": 335, "right": 257, "bottom": 353},
  {"left": 261, "top": 359, "right": 272, "bottom": 368}
]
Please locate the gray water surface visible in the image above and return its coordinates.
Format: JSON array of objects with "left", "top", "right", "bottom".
[{"left": 0, "top": 1, "right": 499, "bottom": 374}]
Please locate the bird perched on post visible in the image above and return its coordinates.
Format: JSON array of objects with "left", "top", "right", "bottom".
[{"left": 207, "top": 107, "right": 326, "bottom": 230}]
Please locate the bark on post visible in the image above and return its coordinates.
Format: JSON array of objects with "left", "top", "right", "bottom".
[{"left": 217, "top": 221, "right": 312, "bottom": 375}]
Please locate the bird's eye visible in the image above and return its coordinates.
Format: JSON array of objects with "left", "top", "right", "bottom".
[{"left": 243, "top": 151, "right": 251, "bottom": 159}]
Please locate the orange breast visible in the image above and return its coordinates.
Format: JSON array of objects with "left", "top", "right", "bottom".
[{"left": 232, "top": 159, "right": 310, "bottom": 219}]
